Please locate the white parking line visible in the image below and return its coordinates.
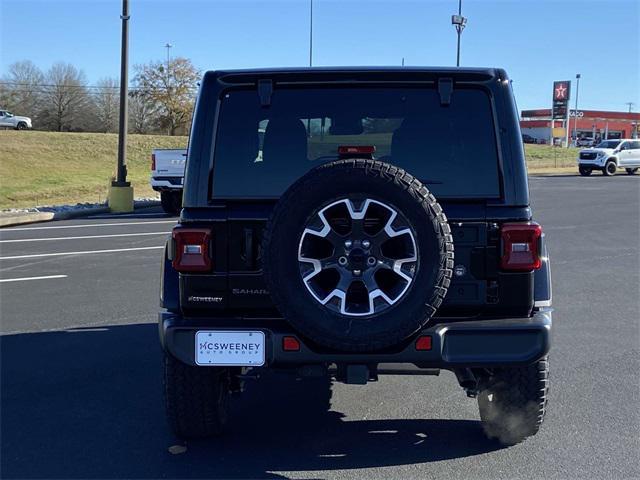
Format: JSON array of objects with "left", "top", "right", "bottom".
[
  {"left": 0, "top": 246, "right": 164, "bottom": 260},
  {"left": 0, "top": 232, "right": 169, "bottom": 244},
  {"left": 0, "top": 275, "right": 68, "bottom": 283},
  {"left": 86, "top": 212, "right": 170, "bottom": 219},
  {"left": 1, "top": 220, "right": 176, "bottom": 232}
]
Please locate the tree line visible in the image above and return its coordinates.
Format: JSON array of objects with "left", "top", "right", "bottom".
[{"left": 0, "top": 58, "right": 200, "bottom": 135}]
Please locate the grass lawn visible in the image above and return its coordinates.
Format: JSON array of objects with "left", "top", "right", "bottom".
[
  {"left": 0, "top": 131, "right": 581, "bottom": 209},
  {"left": 0, "top": 130, "right": 187, "bottom": 209}
]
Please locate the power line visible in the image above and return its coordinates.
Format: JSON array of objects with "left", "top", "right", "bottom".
[{"left": 0, "top": 82, "right": 197, "bottom": 93}]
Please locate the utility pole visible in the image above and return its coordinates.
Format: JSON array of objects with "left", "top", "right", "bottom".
[
  {"left": 626, "top": 102, "right": 635, "bottom": 113},
  {"left": 109, "top": 0, "right": 133, "bottom": 212},
  {"left": 309, "top": 0, "right": 313, "bottom": 67},
  {"left": 451, "top": 0, "right": 467, "bottom": 67},
  {"left": 571, "top": 73, "right": 580, "bottom": 147}
]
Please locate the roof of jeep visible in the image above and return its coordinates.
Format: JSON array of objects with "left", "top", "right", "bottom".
[{"left": 205, "top": 66, "right": 506, "bottom": 84}]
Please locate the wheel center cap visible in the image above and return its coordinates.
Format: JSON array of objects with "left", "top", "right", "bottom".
[{"left": 348, "top": 248, "right": 366, "bottom": 269}]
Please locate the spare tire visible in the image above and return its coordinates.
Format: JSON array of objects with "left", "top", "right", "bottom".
[{"left": 263, "top": 159, "right": 453, "bottom": 351}]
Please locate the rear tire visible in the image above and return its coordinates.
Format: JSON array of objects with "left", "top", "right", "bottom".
[
  {"left": 160, "top": 191, "right": 182, "bottom": 215},
  {"left": 578, "top": 166, "right": 592, "bottom": 176},
  {"left": 163, "top": 352, "right": 230, "bottom": 438},
  {"left": 477, "top": 357, "right": 549, "bottom": 446},
  {"left": 603, "top": 160, "right": 617, "bottom": 176},
  {"left": 626, "top": 168, "right": 638, "bottom": 175}
]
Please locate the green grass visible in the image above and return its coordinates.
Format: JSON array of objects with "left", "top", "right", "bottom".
[
  {"left": 524, "top": 143, "right": 579, "bottom": 172},
  {"left": 0, "top": 131, "right": 581, "bottom": 209},
  {"left": 0, "top": 130, "right": 187, "bottom": 209}
]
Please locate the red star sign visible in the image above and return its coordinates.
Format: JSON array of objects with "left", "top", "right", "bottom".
[{"left": 555, "top": 83, "right": 567, "bottom": 100}]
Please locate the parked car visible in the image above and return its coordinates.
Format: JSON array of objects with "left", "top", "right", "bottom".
[
  {"left": 150, "top": 148, "right": 187, "bottom": 214},
  {"left": 159, "top": 67, "right": 552, "bottom": 446},
  {"left": 0, "top": 110, "right": 32, "bottom": 130},
  {"left": 522, "top": 133, "right": 537, "bottom": 144},
  {"left": 575, "top": 137, "right": 596, "bottom": 147},
  {"left": 577, "top": 139, "right": 640, "bottom": 176}
]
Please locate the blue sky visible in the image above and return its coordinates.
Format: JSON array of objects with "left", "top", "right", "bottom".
[{"left": 1, "top": 0, "right": 638, "bottom": 112}]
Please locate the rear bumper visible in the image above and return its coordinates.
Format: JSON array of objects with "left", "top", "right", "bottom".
[
  {"left": 151, "top": 177, "right": 183, "bottom": 191},
  {"left": 159, "top": 309, "right": 552, "bottom": 369}
]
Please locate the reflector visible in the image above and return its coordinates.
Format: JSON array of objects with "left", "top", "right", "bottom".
[
  {"left": 415, "top": 335, "right": 432, "bottom": 351},
  {"left": 282, "top": 336, "right": 301, "bottom": 352}
]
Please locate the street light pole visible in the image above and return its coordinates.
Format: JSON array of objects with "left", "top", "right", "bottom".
[
  {"left": 571, "top": 73, "right": 580, "bottom": 148},
  {"left": 451, "top": 0, "right": 467, "bottom": 67},
  {"left": 309, "top": 0, "right": 313, "bottom": 67},
  {"left": 109, "top": 0, "right": 133, "bottom": 212},
  {"left": 165, "top": 43, "right": 172, "bottom": 67},
  {"left": 114, "top": 0, "right": 130, "bottom": 188}
]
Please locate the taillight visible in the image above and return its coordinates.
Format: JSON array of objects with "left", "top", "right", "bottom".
[
  {"left": 172, "top": 228, "right": 212, "bottom": 272},
  {"left": 151, "top": 153, "right": 156, "bottom": 171},
  {"left": 500, "top": 223, "right": 542, "bottom": 271}
]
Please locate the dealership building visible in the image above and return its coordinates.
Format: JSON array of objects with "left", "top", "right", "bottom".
[{"left": 520, "top": 109, "right": 640, "bottom": 144}]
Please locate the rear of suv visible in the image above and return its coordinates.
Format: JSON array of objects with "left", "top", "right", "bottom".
[{"left": 159, "top": 67, "right": 552, "bottom": 446}]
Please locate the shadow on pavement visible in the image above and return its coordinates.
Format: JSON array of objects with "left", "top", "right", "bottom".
[
  {"left": 83, "top": 206, "right": 177, "bottom": 221},
  {"left": 1, "top": 324, "right": 502, "bottom": 479}
]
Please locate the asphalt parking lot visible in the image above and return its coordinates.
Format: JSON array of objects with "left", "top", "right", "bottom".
[{"left": 1, "top": 175, "right": 639, "bottom": 479}]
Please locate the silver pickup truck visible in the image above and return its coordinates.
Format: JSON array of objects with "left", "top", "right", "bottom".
[{"left": 151, "top": 148, "right": 187, "bottom": 214}]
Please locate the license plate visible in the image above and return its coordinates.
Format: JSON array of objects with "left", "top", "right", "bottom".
[{"left": 195, "top": 331, "right": 265, "bottom": 366}]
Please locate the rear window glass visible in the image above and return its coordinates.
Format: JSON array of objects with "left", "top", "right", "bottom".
[{"left": 211, "top": 87, "right": 500, "bottom": 199}]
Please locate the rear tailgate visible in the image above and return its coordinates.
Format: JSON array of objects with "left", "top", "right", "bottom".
[
  {"left": 152, "top": 149, "right": 187, "bottom": 181},
  {"left": 176, "top": 202, "right": 534, "bottom": 319}
]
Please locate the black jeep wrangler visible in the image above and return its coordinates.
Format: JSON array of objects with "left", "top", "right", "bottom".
[{"left": 159, "top": 67, "right": 552, "bottom": 446}]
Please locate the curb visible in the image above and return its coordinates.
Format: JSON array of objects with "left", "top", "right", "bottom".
[
  {"left": 0, "top": 200, "right": 161, "bottom": 228},
  {"left": 0, "top": 212, "right": 55, "bottom": 228},
  {"left": 52, "top": 206, "right": 111, "bottom": 221}
]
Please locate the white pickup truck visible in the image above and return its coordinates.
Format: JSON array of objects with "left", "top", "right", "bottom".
[
  {"left": 0, "top": 110, "right": 32, "bottom": 130},
  {"left": 151, "top": 148, "right": 187, "bottom": 214},
  {"left": 577, "top": 139, "right": 640, "bottom": 176}
]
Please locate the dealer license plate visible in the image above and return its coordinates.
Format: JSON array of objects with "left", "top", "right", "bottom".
[{"left": 195, "top": 331, "right": 265, "bottom": 366}]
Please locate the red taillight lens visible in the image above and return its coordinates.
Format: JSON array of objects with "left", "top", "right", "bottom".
[
  {"left": 415, "top": 335, "right": 432, "bottom": 351},
  {"left": 172, "top": 228, "right": 212, "bottom": 272},
  {"left": 282, "top": 336, "right": 301, "bottom": 352},
  {"left": 500, "top": 223, "right": 542, "bottom": 271},
  {"left": 151, "top": 153, "right": 156, "bottom": 171}
]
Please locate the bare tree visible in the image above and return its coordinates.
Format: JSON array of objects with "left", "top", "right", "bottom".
[
  {"left": 40, "top": 62, "right": 90, "bottom": 131},
  {"left": 134, "top": 57, "right": 200, "bottom": 135},
  {"left": 93, "top": 77, "right": 120, "bottom": 133},
  {"left": 0, "top": 60, "right": 45, "bottom": 122},
  {"left": 128, "top": 90, "right": 155, "bottom": 134}
]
